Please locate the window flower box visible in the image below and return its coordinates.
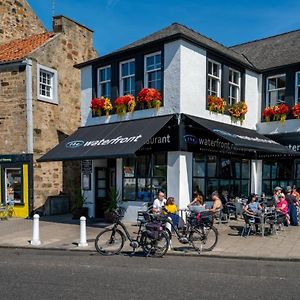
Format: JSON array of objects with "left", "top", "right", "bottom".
[
  {"left": 90, "top": 97, "right": 112, "bottom": 117},
  {"left": 228, "top": 101, "right": 248, "bottom": 125},
  {"left": 115, "top": 94, "right": 136, "bottom": 116},
  {"left": 292, "top": 102, "right": 300, "bottom": 119},
  {"left": 262, "top": 104, "right": 289, "bottom": 124},
  {"left": 207, "top": 96, "right": 226, "bottom": 114},
  {"left": 137, "top": 88, "right": 162, "bottom": 110}
]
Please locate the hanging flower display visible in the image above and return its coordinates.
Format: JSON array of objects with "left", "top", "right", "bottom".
[
  {"left": 228, "top": 101, "right": 248, "bottom": 125},
  {"left": 262, "top": 106, "right": 275, "bottom": 122},
  {"left": 137, "top": 88, "right": 162, "bottom": 110},
  {"left": 273, "top": 103, "right": 289, "bottom": 124},
  {"left": 115, "top": 94, "right": 136, "bottom": 116},
  {"left": 207, "top": 96, "right": 226, "bottom": 114},
  {"left": 292, "top": 102, "right": 300, "bottom": 119},
  {"left": 90, "top": 97, "right": 112, "bottom": 117}
]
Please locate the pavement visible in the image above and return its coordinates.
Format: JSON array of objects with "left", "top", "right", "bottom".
[{"left": 1, "top": 214, "right": 300, "bottom": 260}]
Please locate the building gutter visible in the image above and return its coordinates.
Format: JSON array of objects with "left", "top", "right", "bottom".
[{"left": 24, "top": 59, "right": 33, "bottom": 154}]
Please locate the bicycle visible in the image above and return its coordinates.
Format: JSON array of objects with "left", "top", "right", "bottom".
[
  {"left": 94, "top": 209, "right": 170, "bottom": 257},
  {"left": 160, "top": 209, "right": 218, "bottom": 253}
]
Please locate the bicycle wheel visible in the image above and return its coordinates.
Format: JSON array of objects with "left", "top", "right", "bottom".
[
  {"left": 140, "top": 231, "right": 169, "bottom": 257},
  {"left": 95, "top": 228, "right": 125, "bottom": 255},
  {"left": 189, "top": 226, "right": 218, "bottom": 252}
]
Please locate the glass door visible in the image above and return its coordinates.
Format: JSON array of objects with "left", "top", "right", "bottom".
[
  {"left": 4, "top": 168, "right": 22, "bottom": 204},
  {"left": 95, "top": 167, "right": 107, "bottom": 218}
]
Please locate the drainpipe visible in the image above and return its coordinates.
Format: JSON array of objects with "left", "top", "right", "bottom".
[{"left": 24, "top": 59, "right": 33, "bottom": 153}]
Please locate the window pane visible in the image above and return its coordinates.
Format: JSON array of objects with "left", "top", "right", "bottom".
[
  {"left": 129, "top": 61, "right": 135, "bottom": 74},
  {"left": 241, "top": 160, "right": 250, "bottom": 178},
  {"left": 296, "top": 162, "right": 300, "bottom": 178},
  {"left": 153, "top": 153, "right": 167, "bottom": 177},
  {"left": 193, "top": 156, "right": 205, "bottom": 177},
  {"left": 152, "top": 177, "right": 167, "bottom": 195},
  {"left": 208, "top": 61, "right": 212, "bottom": 74},
  {"left": 137, "top": 178, "right": 151, "bottom": 201},
  {"left": 207, "top": 156, "right": 217, "bottom": 177},
  {"left": 5, "top": 168, "right": 22, "bottom": 204},
  {"left": 137, "top": 155, "right": 151, "bottom": 177},
  {"left": 212, "top": 63, "right": 219, "bottom": 77},
  {"left": 241, "top": 180, "right": 249, "bottom": 197},
  {"left": 193, "top": 178, "right": 205, "bottom": 195},
  {"left": 268, "top": 78, "right": 276, "bottom": 90},
  {"left": 277, "top": 76, "right": 286, "bottom": 88},
  {"left": 269, "top": 91, "right": 277, "bottom": 106},
  {"left": 123, "top": 178, "right": 136, "bottom": 200},
  {"left": 278, "top": 89, "right": 285, "bottom": 102},
  {"left": 211, "top": 78, "right": 218, "bottom": 94},
  {"left": 220, "top": 158, "right": 232, "bottom": 178},
  {"left": 121, "top": 63, "right": 129, "bottom": 76},
  {"left": 207, "top": 179, "right": 218, "bottom": 196},
  {"left": 263, "top": 162, "right": 271, "bottom": 179},
  {"left": 262, "top": 180, "right": 271, "bottom": 196},
  {"left": 123, "top": 158, "right": 135, "bottom": 177},
  {"left": 297, "top": 73, "right": 300, "bottom": 86},
  {"left": 297, "top": 87, "right": 300, "bottom": 101}
]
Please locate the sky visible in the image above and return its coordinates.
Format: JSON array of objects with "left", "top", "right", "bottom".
[{"left": 27, "top": 0, "right": 300, "bottom": 56}]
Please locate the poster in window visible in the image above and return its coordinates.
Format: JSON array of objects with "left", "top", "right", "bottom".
[{"left": 82, "top": 174, "right": 91, "bottom": 190}]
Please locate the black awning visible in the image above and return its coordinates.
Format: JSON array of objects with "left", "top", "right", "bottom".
[
  {"left": 265, "top": 132, "right": 300, "bottom": 153},
  {"left": 38, "top": 115, "right": 174, "bottom": 162},
  {"left": 185, "top": 115, "right": 294, "bottom": 154}
]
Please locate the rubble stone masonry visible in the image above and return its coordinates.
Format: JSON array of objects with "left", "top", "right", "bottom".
[{"left": 0, "top": 0, "right": 46, "bottom": 43}]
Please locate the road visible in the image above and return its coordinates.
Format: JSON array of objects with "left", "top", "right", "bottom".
[{"left": 0, "top": 248, "right": 299, "bottom": 300}]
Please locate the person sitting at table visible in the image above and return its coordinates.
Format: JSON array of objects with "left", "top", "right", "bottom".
[
  {"left": 187, "top": 191, "right": 206, "bottom": 213},
  {"left": 209, "top": 191, "right": 222, "bottom": 214},
  {"left": 243, "top": 193, "right": 263, "bottom": 232},
  {"left": 292, "top": 185, "right": 300, "bottom": 201},
  {"left": 276, "top": 193, "right": 290, "bottom": 226},
  {"left": 163, "top": 197, "right": 179, "bottom": 228}
]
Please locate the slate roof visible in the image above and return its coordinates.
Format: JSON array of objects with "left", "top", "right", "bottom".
[
  {"left": 0, "top": 32, "right": 56, "bottom": 63},
  {"left": 231, "top": 29, "right": 300, "bottom": 70},
  {"left": 75, "top": 23, "right": 254, "bottom": 69}
]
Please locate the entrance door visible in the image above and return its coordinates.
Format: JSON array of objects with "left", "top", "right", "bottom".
[
  {"left": 3, "top": 167, "right": 22, "bottom": 204},
  {"left": 95, "top": 167, "right": 107, "bottom": 218}
]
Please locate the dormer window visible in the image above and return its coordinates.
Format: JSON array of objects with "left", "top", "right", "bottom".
[
  {"left": 207, "top": 60, "right": 221, "bottom": 97},
  {"left": 266, "top": 74, "right": 286, "bottom": 106},
  {"left": 228, "top": 68, "right": 241, "bottom": 105},
  {"left": 97, "top": 66, "right": 111, "bottom": 98},
  {"left": 144, "top": 52, "right": 161, "bottom": 90},
  {"left": 120, "top": 59, "right": 135, "bottom": 96}
]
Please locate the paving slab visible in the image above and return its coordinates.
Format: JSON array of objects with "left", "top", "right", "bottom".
[{"left": 1, "top": 214, "right": 300, "bottom": 260}]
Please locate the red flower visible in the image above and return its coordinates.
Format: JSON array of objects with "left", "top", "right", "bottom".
[
  {"left": 90, "top": 98, "right": 105, "bottom": 110},
  {"left": 292, "top": 103, "right": 300, "bottom": 118},
  {"left": 137, "top": 88, "right": 162, "bottom": 104},
  {"left": 115, "top": 94, "right": 135, "bottom": 105}
]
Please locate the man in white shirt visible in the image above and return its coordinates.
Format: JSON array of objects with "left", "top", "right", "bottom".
[{"left": 152, "top": 191, "right": 166, "bottom": 214}]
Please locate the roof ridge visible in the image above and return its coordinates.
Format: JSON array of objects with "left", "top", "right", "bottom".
[{"left": 230, "top": 28, "right": 300, "bottom": 48}]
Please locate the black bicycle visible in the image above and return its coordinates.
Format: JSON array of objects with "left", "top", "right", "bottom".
[
  {"left": 94, "top": 209, "right": 170, "bottom": 257},
  {"left": 161, "top": 210, "right": 218, "bottom": 253}
]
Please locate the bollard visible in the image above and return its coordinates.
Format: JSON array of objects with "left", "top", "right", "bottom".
[
  {"left": 30, "top": 214, "right": 41, "bottom": 245},
  {"left": 78, "top": 216, "right": 88, "bottom": 247},
  {"left": 166, "top": 217, "right": 172, "bottom": 250}
]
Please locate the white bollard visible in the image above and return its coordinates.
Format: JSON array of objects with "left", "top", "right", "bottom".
[
  {"left": 31, "top": 214, "right": 41, "bottom": 246},
  {"left": 78, "top": 216, "right": 88, "bottom": 247},
  {"left": 166, "top": 217, "right": 172, "bottom": 250}
]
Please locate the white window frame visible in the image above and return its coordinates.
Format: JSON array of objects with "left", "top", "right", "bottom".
[
  {"left": 119, "top": 59, "right": 135, "bottom": 96},
  {"left": 37, "top": 64, "right": 58, "bottom": 104},
  {"left": 97, "top": 65, "right": 111, "bottom": 98},
  {"left": 295, "top": 71, "right": 300, "bottom": 104},
  {"left": 266, "top": 74, "right": 286, "bottom": 107},
  {"left": 144, "top": 51, "right": 161, "bottom": 90},
  {"left": 207, "top": 59, "right": 221, "bottom": 97},
  {"left": 228, "top": 68, "right": 241, "bottom": 105}
]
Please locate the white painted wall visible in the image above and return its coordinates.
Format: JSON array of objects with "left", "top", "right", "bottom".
[
  {"left": 167, "top": 151, "right": 193, "bottom": 209},
  {"left": 80, "top": 65, "right": 93, "bottom": 126},
  {"left": 257, "top": 119, "right": 300, "bottom": 135}
]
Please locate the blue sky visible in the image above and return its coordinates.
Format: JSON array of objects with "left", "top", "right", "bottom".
[{"left": 28, "top": 0, "right": 300, "bottom": 56}]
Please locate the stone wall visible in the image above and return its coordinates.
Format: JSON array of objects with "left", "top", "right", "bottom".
[
  {"left": 0, "top": 64, "right": 27, "bottom": 154},
  {"left": 0, "top": 0, "right": 46, "bottom": 43},
  {"left": 32, "top": 16, "right": 97, "bottom": 209}
]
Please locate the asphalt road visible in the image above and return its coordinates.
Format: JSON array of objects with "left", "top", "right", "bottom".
[{"left": 0, "top": 248, "right": 299, "bottom": 300}]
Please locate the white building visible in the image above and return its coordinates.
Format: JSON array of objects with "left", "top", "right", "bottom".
[{"left": 40, "top": 23, "right": 300, "bottom": 221}]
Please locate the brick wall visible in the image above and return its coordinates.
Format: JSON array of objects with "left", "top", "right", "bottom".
[
  {"left": 0, "top": 0, "right": 46, "bottom": 43},
  {"left": 0, "top": 64, "right": 27, "bottom": 154}
]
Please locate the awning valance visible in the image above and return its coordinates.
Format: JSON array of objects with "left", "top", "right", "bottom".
[
  {"left": 185, "top": 115, "right": 295, "bottom": 155},
  {"left": 38, "top": 115, "right": 174, "bottom": 162}
]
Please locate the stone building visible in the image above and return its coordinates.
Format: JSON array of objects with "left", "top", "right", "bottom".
[{"left": 0, "top": 0, "right": 97, "bottom": 217}]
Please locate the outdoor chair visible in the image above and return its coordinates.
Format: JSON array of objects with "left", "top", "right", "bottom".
[
  {"left": 241, "top": 213, "right": 257, "bottom": 237},
  {"left": 223, "top": 202, "right": 237, "bottom": 220}
]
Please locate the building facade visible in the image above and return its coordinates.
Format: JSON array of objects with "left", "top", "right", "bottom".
[
  {"left": 41, "top": 23, "right": 300, "bottom": 221},
  {"left": 0, "top": 0, "right": 97, "bottom": 217}
]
